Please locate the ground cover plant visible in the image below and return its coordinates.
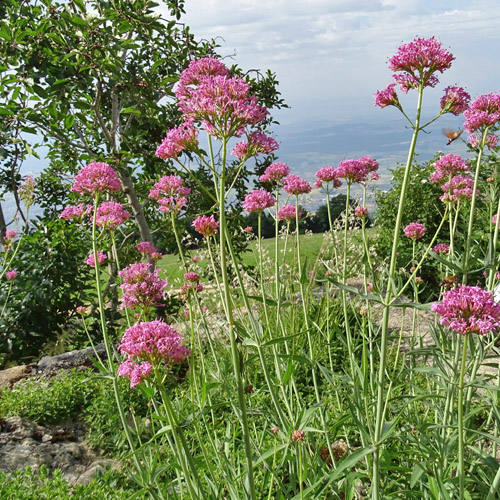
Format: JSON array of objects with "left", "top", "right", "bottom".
[{"left": 2, "top": 30, "right": 500, "bottom": 500}]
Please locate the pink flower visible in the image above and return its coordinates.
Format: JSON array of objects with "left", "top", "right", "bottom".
[
  {"left": 374, "top": 82, "right": 401, "bottom": 109},
  {"left": 243, "top": 226, "right": 253, "bottom": 233},
  {"left": 271, "top": 427, "right": 279, "bottom": 435},
  {"left": 192, "top": 215, "right": 219, "bottom": 238},
  {"left": 433, "top": 243, "right": 450, "bottom": 254},
  {"left": 191, "top": 255, "right": 199, "bottom": 263},
  {"left": 18, "top": 175, "right": 36, "bottom": 207},
  {"left": 232, "top": 131, "right": 279, "bottom": 159},
  {"left": 96, "top": 202, "right": 131, "bottom": 229},
  {"left": 403, "top": 222, "right": 426, "bottom": 240},
  {"left": 315, "top": 166, "right": 342, "bottom": 189},
  {"left": 291, "top": 430, "right": 305, "bottom": 442},
  {"left": 440, "top": 86, "right": 471, "bottom": 115},
  {"left": 242, "top": 189, "right": 276, "bottom": 213},
  {"left": 118, "top": 359, "right": 153, "bottom": 389},
  {"left": 431, "top": 285, "right": 500, "bottom": 335},
  {"left": 259, "top": 162, "right": 291, "bottom": 184},
  {"left": 493, "top": 214, "right": 498, "bottom": 225},
  {"left": 3, "top": 230, "right": 17, "bottom": 243},
  {"left": 177, "top": 72, "right": 268, "bottom": 139},
  {"left": 155, "top": 121, "right": 199, "bottom": 159},
  {"left": 277, "top": 204, "right": 301, "bottom": 221},
  {"left": 119, "top": 320, "right": 191, "bottom": 366},
  {"left": 464, "top": 93, "right": 500, "bottom": 133},
  {"left": 6, "top": 270, "right": 17, "bottom": 280},
  {"left": 85, "top": 251, "right": 107, "bottom": 268},
  {"left": 119, "top": 263, "right": 168, "bottom": 310},
  {"left": 415, "top": 277, "right": 423, "bottom": 284},
  {"left": 283, "top": 174, "right": 311, "bottom": 195},
  {"left": 150, "top": 175, "right": 190, "bottom": 214},
  {"left": 136, "top": 241, "right": 161, "bottom": 258},
  {"left": 71, "top": 162, "right": 122, "bottom": 196},
  {"left": 184, "top": 272, "right": 200, "bottom": 282},
  {"left": 76, "top": 306, "right": 86, "bottom": 315},
  {"left": 388, "top": 36, "right": 454, "bottom": 92},
  {"left": 430, "top": 154, "right": 469, "bottom": 183},
  {"left": 336, "top": 156, "right": 379, "bottom": 185},
  {"left": 439, "top": 175, "right": 475, "bottom": 203},
  {"left": 355, "top": 207, "right": 369, "bottom": 218},
  {"left": 60, "top": 204, "right": 92, "bottom": 220}
]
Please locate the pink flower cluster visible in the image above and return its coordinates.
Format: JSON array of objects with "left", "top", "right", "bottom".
[
  {"left": 335, "top": 156, "right": 379, "bottom": 185},
  {"left": 259, "top": 162, "right": 291, "bottom": 184},
  {"left": 277, "top": 204, "right": 301, "bottom": 221},
  {"left": 192, "top": 215, "right": 219, "bottom": 238},
  {"left": 388, "top": 36, "right": 454, "bottom": 92},
  {"left": 374, "top": 83, "right": 401, "bottom": 109},
  {"left": 3, "top": 230, "right": 17, "bottom": 245},
  {"left": 149, "top": 175, "right": 190, "bottom": 214},
  {"left": 232, "top": 131, "right": 279, "bottom": 159},
  {"left": 118, "top": 320, "right": 190, "bottom": 388},
  {"left": 119, "top": 263, "right": 168, "bottom": 310},
  {"left": 180, "top": 272, "right": 203, "bottom": 301},
  {"left": 463, "top": 93, "right": 500, "bottom": 133},
  {"left": 355, "top": 207, "right": 369, "bottom": 218},
  {"left": 430, "top": 154, "right": 469, "bottom": 183},
  {"left": 71, "top": 162, "right": 122, "bottom": 197},
  {"left": 439, "top": 175, "right": 475, "bottom": 203},
  {"left": 136, "top": 241, "right": 162, "bottom": 260},
  {"left": 493, "top": 214, "right": 498, "bottom": 225},
  {"left": 242, "top": 189, "right": 276, "bottom": 213},
  {"left": 60, "top": 204, "right": 92, "bottom": 221},
  {"left": 431, "top": 285, "right": 500, "bottom": 335},
  {"left": 85, "top": 251, "right": 107, "bottom": 268},
  {"left": 440, "top": 86, "right": 470, "bottom": 116},
  {"left": 433, "top": 243, "right": 450, "bottom": 255},
  {"left": 96, "top": 202, "right": 131, "bottom": 229},
  {"left": 314, "top": 166, "right": 342, "bottom": 189},
  {"left": 174, "top": 58, "right": 268, "bottom": 139},
  {"left": 403, "top": 222, "right": 426, "bottom": 240},
  {"left": 291, "top": 429, "right": 305, "bottom": 442},
  {"left": 467, "top": 133, "right": 498, "bottom": 150},
  {"left": 6, "top": 270, "right": 17, "bottom": 280},
  {"left": 155, "top": 121, "right": 199, "bottom": 159},
  {"left": 18, "top": 175, "right": 36, "bottom": 207},
  {"left": 283, "top": 175, "right": 311, "bottom": 195}
]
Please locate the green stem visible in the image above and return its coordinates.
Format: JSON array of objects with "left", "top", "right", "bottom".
[{"left": 457, "top": 333, "right": 469, "bottom": 500}]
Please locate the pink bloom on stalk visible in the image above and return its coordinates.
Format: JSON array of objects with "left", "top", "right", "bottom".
[
  {"left": 96, "top": 202, "right": 131, "bottom": 229},
  {"left": 175, "top": 57, "right": 230, "bottom": 105},
  {"left": 259, "top": 162, "right": 291, "bottom": 184},
  {"left": 119, "top": 320, "right": 191, "bottom": 366},
  {"left": 388, "top": 36, "right": 454, "bottom": 93},
  {"left": 439, "top": 175, "right": 475, "bottom": 203},
  {"left": 155, "top": 121, "right": 199, "bottom": 159},
  {"left": 71, "top": 162, "right": 122, "bottom": 196},
  {"left": 60, "top": 204, "right": 92, "bottom": 220},
  {"left": 193, "top": 215, "right": 219, "bottom": 238},
  {"left": 291, "top": 430, "right": 305, "bottom": 442},
  {"left": 85, "top": 251, "right": 107, "bottom": 268},
  {"left": 468, "top": 133, "right": 499, "bottom": 149},
  {"left": 243, "top": 226, "right": 253, "bottom": 233},
  {"left": 6, "top": 270, "right": 17, "bottom": 280},
  {"left": 431, "top": 285, "right": 500, "bottom": 335},
  {"left": 76, "top": 306, "right": 86, "bottom": 315},
  {"left": 493, "top": 214, "right": 498, "bottom": 224},
  {"left": 150, "top": 175, "right": 190, "bottom": 214},
  {"left": 463, "top": 93, "right": 500, "bottom": 133},
  {"left": 18, "top": 175, "right": 36, "bottom": 207},
  {"left": 4, "top": 230, "right": 17, "bottom": 243},
  {"left": 283, "top": 175, "right": 311, "bottom": 195},
  {"left": 429, "top": 154, "right": 469, "bottom": 183},
  {"left": 118, "top": 359, "right": 153, "bottom": 389},
  {"left": 277, "top": 204, "right": 301, "bottom": 221},
  {"left": 355, "top": 207, "right": 369, "bottom": 218},
  {"left": 119, "top": 263, "right": 168, "bottom": 310},
  {"left": 178, "top": 72, "right": 268, "bottom": 139},
  {"left": 336, "top": 156, "right": 379, "bottom": 185},
  {"left": 184, "top": 272, "right": 200, "bottom": 282},
  {"left": 232, "top": 131, "right": 279, "bottom": 159},
  {"left": 136, "top": 241, "right": 160, "bottom": 257},
  {"left": 433, "top": 243, "right": 450, "bottom": 255},
  {"left": 403, "top": 222, "right": 426, "bottom": 240},
  {"left": 374, "top": 82, "right": 401, "bottom": 109},
  {"left": 242, "top": 189, "right": 276, "bottom": 213},
  {"left": 440, "top": 86, "right": 471, "bottom": 115},
  {"left": 315, "top": 166, "right": 342, "bottom": 189}
]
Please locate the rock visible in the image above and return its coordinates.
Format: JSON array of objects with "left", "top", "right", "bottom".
[
  {"left": 37, "top": 343, "right": 110, "bottom": 373},
  {"left": 0, "top": 364, "right": 35, "bottom": 389}
]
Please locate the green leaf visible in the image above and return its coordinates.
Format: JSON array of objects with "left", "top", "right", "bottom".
[
  {"left": 64, "top": 114, "right": 75, "bottom": 129},
  {"left": 410, "top": 462, "right": 425, "bottom": 488},
  {"left": 121, "top": 107, "right": 141, "bottom": 115}
]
